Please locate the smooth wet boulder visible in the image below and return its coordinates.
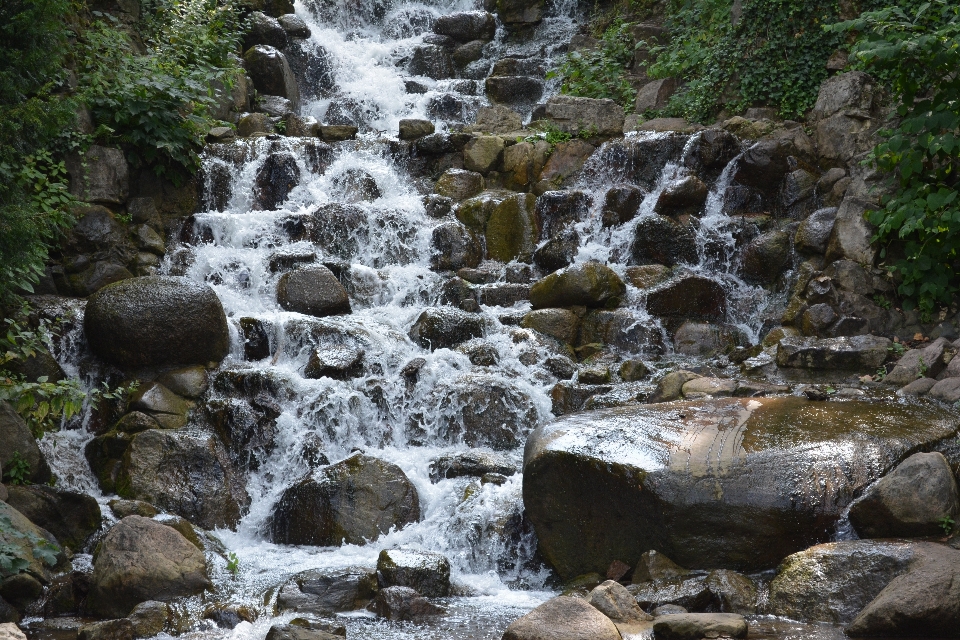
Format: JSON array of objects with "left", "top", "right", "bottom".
[
  {"left": 768, "top": 540, "right": 916, "bottom": 624},
  {"left": 265, "top": 624, "right": 342, "bottom": 640},
  {"left": 128, "top": 381, "right": 191, "bottom": 429},
  {"left": 434, "top": 11, "right": 496, "bottom": 42},
  {"left": 243, "top": 11, "right": 287, "bottom": 50},
  {"left": 368, "top": 586, "right": 441, "bottom": 622},
  {"left": 739, "top": 230, "right": 791, "bottom": 285},
  {"left": 646, "top": 275, "right": 726, "bottom": 326},
  {"left": 408, "top": 307, "right": 484, "bottom": 350},
  {"left": 255, "top": 152, "right": 300, "bottom": 210},
  {"left": 0, "top": 401, "right": 52, "bottom": 484},
  {"left": 703, "top": 570, "right": 757, "bottom": 614},
  {"left": 630, "top": 215, "right": 698, "bottom": 267},
  {"left": 85, "top": 276, "right": 229, "bottom": 369},
  {"left": 276, "top": 567, "right": 377, "bottom": 614},
  {"left": 654, "top": 176, "right": 709, "bottom": 216},
  {"left": 435, "top": 169, "right": 484, "bottom": 201},
  {"left": 795, "top": 207, "right": 838, "bottom": 255},
  {"left": 87, "top": 516, "right": 210, "bottom": 619},
  {"left": 846, "top": 542, "right": 960, "bottom": 637},
  {"left": 464, "top": 135, "right": 505, "bottom": 173},
  {"left": 127, "top": 601, "right": 169, "bottom": 637},
  {"left": 377, "top": 549, "right": 450, "bottom": 597},
  {"left": 277, "top": 266, "right": 351, "bottom": 317},
  {"left": 243, "top": 45, "right": 299, "bottom": 110},
  {"left": 429, "top": 450, "right": 517, "bottom": 482},
  {"left": 849, "top": 452, "right": 959, "bottom": 538},
  {"left": 502, "top": 596, "right": 621, "bottom": 640},
  {"left": 398, "top": 118, "right": 435, "bottom": 140},
  {"left": 115, "top": 428, "right": 247, "bottom": 530},
  {"left": 776, "top": 335, "right": 890, "bottom": 369},
  {"left": 483, "top": 193, "right": 538, "bottom": 263},
  {"left": 523, "top": 397, "right": 960, "bottom": 579},
  {"left": 270, "top": 453, "right": 420, "bottom": 546},
  {"left": 733, "top": 140, "right": 791, "bottom": 192},
  {"left": 522, "top": 308, "right": 580, "bottom": 344},
  {"left": 529, "top": 262, "right": 625, "bottom": 309},
  {"left": 628, "top": 575, "right": 713, "bottom": 612},
  {"left": 5, "top": 485, "right": 100, "bottom": 551},
  {"left": 653, "top": 613, "right": 747, "bottom": 640},
  {"left": 304, "top": 344, "right": 364, "bottom": 380}
]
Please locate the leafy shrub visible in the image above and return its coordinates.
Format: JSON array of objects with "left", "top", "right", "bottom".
[
  {"left": 829, "top": 1, "right": 960, "bottom": 314},
  {"left": 76, "top": 0, "right": 245, "bottom": 179},
  {"left": 548, "top": 19, "right": 639, "bottom": 111},
  {"left": 650, "top": 0, "right": 844, "bottom": 122}
]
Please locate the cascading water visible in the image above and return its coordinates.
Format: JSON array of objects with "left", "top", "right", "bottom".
[{"left": 36, "top": 1, "right": 801, "bottom": 638}]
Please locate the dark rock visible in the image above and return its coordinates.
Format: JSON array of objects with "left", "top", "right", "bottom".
[
  {"left": 87, "top": 516, "right": 209, "bottom": 619},
  {"left": 522, "top": 397, "right": 960, "bottom": 579},
  {"left": 243, "top": 45, "right": 299, "bottom": 110},
  {"left": 398, "top": 119, "right": 435, "bottom": 140},
  {"left": 533, "top": 229, "right": 580, "bottom": 272},
  {"left": 128, "top": 381, "right": 190, "bottom": 429},
  {"left": 265, "top": 624, "right": 342, "bottom": 640},
  {"left": 453, "top": 40, "right": 485, "bottom": 67},
  {"left": 653, "top": 604, "right": 688, "bottom": 616},
  {"left": 303, "top": 344, "right": 364, "bottom": 380},
  {"left": 684, "top": 130, "right": 740, "bottom": 171},
  {"left": 776, "top": 335, "right": 891, "bottom": 370},
  {"left": 203, "top": 603, "right": 256, "bottom": 629},
  {"left": 255, "top": 152, "right": 300, "bottom": 210},
  {"left": 630, "top": 215, "right": 698, "bottom": 267},
  {"left": 435, "top": 169, "right": 484, "bottom": 201},
  {"left": 801, "top": 303, "right": 837, "bottom": 336},
  {"left": 535, "top": 190, "right": 591, "bottom": 240},
  {"left": 276, "top": 567, "right": 377, "bottom": 615},
  {"left": 733, "top": 140, "right": 791, "bottom": 192},
  {"left": 319, "top": 125, "right": 357, "bottom": 141},
  {"left": 128, "top": 600, "right": 169, "bottom": 637},
  {"left": 377, "top": 549, "right": 450, "bottom": 597},
  {"left": 882, "top": 337, "right": 951, "bottom": 386},
  {"left": 277, "top": 266, "right": 351, "bottom": 317},
  {"left": 739, "top": 230, "right": 791, "bottom": 285},
  {"left": 409, "top": 45, "right": 454, "bottom": 79},
  {"left": 423, "top": 194, "right": 453, "bottom": 218},
  {"left": 655, "top": 176, "right": 709, "bottom": 216},
  {"left": 485, "top": 76, "right": 544, "bottom": 106},
  {"left": 84, "top": 276, "right": 229, "bottom": 369},
  {"left": 4, "top": 348, "right": 65, "bottom": 384},
  {"left": 368, "top": 586, "right": 441, "bottom": 622},
  {"left": 434, "top": 11, "right": 496, "bottom": 42},
  {"left": 502, "top": 596, "right": 620, "bottom": 640},
  {"left": 331, "top": 168, "right": 380, "bottom": 203},
  {"left": 652, "top": 613, "right": 748, "bottom": 640},
  {"left": 628, "top": 576, "right": 712, "bottom": 612},
  {"left": 428, "top": 450, "right": 517, "bottom": 482},
  {"left": 601, "top": 184, "right": 643, "bottom": 228},
  {"left": 619, "top": 359, "right": 649, "bottom": 381},
  {"left": 408, "top": 307, "right": 484, "bottom": 350},
  {"left": 635, "top": 78, "right": 678, "bottom": 112},
  {"left": 646, "top": 275, "right": 726, "bottom": 326},
  {"left": 704, "top": 570, "right": 758, "bottom": 614},
  {"left": 108, "top": 499, "right": 157, "bottom": 519},
  {"left": 587, "top": 580, "right": 652, "bottom": 625},
  {"left": 0, "top": 401, "right": 52, "bottom": 484},
  {"left": 5, "top": 486, "right": 100, "bottom": 551},
  {"left": 849, "top": 452, "right": 959, "bottom": 539},
  {"left": 270, "top": 453, "right": 420, "bottom": 546},
  {"left": 243, "top": 11, "right": 287, "bottom": 50},
  {"left": 529, "top": 262, "right": 625, "bottom": 309},
  {"left": 239, "top": 317, "right": 272, "bottom": 361},
  {"left": 521, "top": 308, "right": 580, "bottom": 344},
  {"left": 78, "top": 619, "right": 134, "bottom": 640},
  {"left": 67, "top": 146, "right": 129, "bottom": 205},
  {"left": 278, "top": 14, "right": 311, "bottom": 38},
  {"left": 431, "top": 221, "right": 483, "bottom": 272},
  {"left": 478, "top": 283, "right": 529, "bottom": 307}
]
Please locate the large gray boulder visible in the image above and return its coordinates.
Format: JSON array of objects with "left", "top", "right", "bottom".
[
  {"left": 529, "top": 261, "right": 625, "bottom": 309},
  {"left": 271, "top": 453, "right": 420, "bottom": 546},
  {"left": 882, "top": 337, "right": 951, "bottom": 386},
  {"left": 115, "top": 428, "right": 248, "bottom": 530},
  {"left": 243, "top": 45, "right": 300, "bottom": 110},
  {"left": 522, "top": 397, "right": 960, "bottom": 579},
  {"left": 277, "top": 266, "right": 351, "bottom": 317},
  {"left": 433, "top": 11, "right": 496, "bottom": 42},
  {"left": 587, "top": 579, "right": 652, "bottom": 627},
  {"left": 0, "top": 402, "right": 51, "bottom": 484},
  {"left": 849, "top": 452, "right": 959, "bottom": 538},
  {"left": 84, "top": 276, "right": 230, "bottom": 369},
  {"left": 87, "top": 516, "right": 210, "bottom": 619},
  {"left": 276, "top": 567, "right": 377, "bottom": 614},
  {"left": 653, "top": 613, "right": 747, "bottom": 640},
  {"left": 847, "top": 542, "right": 960, "bottom": 637},
  {"left": 5, "top": 485, "right": 100, "bottom": 552},
  {"left": 502, "top": 596, "right": 620, "bottom": 640},
  {"left": 824, "top": 198, "right": 877, "bottom": 266}
]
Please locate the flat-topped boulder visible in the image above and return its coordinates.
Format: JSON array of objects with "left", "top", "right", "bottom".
[{"left": 523, "top": 396, "right": 960, "bottom": 579}]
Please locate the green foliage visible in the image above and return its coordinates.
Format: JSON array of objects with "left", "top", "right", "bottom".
[
  {"left": 76, "top": 1, "right": 245, "bottom": 179},
  {"left": 3, "top": 452, "right": 31, "bottom": 486},
  {"left": 874, "top": 366, "right": 887, "bottom": 381},
  {"left": 0, "top": 0, "right": 80, "bottom": 303},
  {"left": 226, "top": 551, "right": 240, "bottom": 575},
  {"left": 830, "top": 1, "right": 960, "bottom": 315},
  {"left": 940, "top": 515, "right": 956, "bottom": 535},
  {"left": 0, "top": 513, "right": 59, "bottom": 577},
  {"left": 650, "top": 0, "right": 844, "bottom": 122},
  {"left": 522, "top": 121, "right": 574, "bottom": 146},
  {"left": 548, "top": 19, "right": 639, "bottom": 111},
  {"left": 918, "top": 356, "right": 929, "bottom": 378},
  {"left": 889, "top": 341, "right": 907, "bottom": 357},
  {"left": 872, "top": 294, "right": 892, "bottom": 309}
]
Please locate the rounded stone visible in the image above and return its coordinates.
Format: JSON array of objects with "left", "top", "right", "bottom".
[
  {"left": 84, "top": 276, "right": 229, "bottom": 369},
  {"left": 277, "top": 266, "right": 351, "bottom": 317}
]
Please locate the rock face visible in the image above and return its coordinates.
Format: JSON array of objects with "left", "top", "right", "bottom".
[
  {"left": 529, "top": 262, "right": 626, "bottom": 309},
  {"left": 277, "top": 266, "right": 351, "bottom": 317},
  {"left": 776, "top": 335, "right": 891, "bottom": 369},
  {"left": 5, "top": 485, "right": 100, "bottom": 551},
  {"left": 543, "top": 95, "right": 625, "bottom": 138},
  {"left": 84, "top": 276, "right": 230, "bottom": 369},
  {"left": 502, "top": 596, "right": 621, "bottom": 640},
  {"left": 849, "top": 452, "right": 959, "bottom": 538},
  {"left": 523, "top": 397, "right": 960, "bottom": 579},
  {"left": 0, "top": 402, "right": 52, "bottom": 484},
  {"left": 271, "top": 453, "right": 420, "bottom": 546},
  {"left": 377, "top": 549, "right": 450, "bottom": 597},
  {"left": 87, "top": 516, "right": 210, "bottom": 619},
  {"left": 67, "top": 145, "right": 129, "bottom": 204}
]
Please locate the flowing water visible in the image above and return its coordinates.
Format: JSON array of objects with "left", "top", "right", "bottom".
[{"left": 34, "top": 1, "right": 831, "bottom": 639}]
